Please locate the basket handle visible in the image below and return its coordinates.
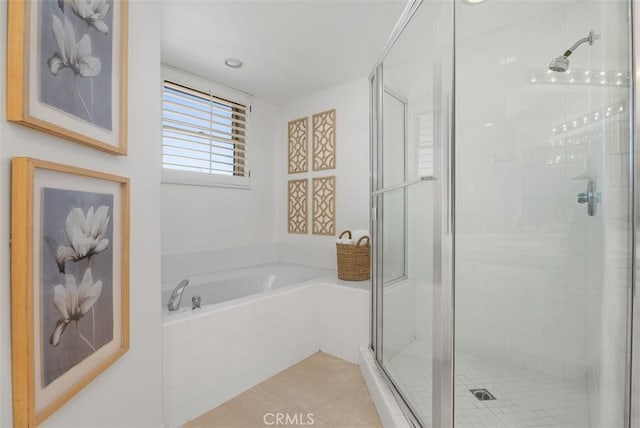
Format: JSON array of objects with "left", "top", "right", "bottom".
[
  {"left": 356, "top": 236, "right": 370, "bottom": 246},
  {"left": 338, "top": 230, "right": 352, "bottom": 239}
]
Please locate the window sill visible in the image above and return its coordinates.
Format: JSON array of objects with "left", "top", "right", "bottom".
[{"left": 161, "top": 169, "right": 251, "bottom": 189}]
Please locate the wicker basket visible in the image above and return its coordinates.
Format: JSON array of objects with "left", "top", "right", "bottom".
[{"left": 336, "top": 230, "right": 370, "bottom": 281}]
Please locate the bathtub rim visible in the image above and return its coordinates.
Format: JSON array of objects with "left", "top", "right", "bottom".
[
  {"left": 161, "top": 261, "right": 335, "bottom": 292},
  {"left": 162, "top": 275, "right": 370, "bottom": 326}
]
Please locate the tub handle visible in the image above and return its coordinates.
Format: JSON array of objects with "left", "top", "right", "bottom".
[{"left": 192, "top": 295, "right": 201, "bottom": 310}]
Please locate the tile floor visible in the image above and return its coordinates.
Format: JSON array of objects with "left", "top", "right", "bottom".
[
  {"left": 386, "top": 340, "right": 590, "bottom": 428},
  {"left": 185, "top": 352, "right": 382, "bottom": 427}
]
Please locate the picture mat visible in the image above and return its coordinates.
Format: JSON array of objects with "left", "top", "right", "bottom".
[
  {"left": 26, "top": 1, "right": 122, "bottom": 148},
  {"left": 33, "top": 168, "right": 122, "bottom": 412}
]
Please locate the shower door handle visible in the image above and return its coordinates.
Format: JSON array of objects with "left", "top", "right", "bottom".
[
  {"left": 577, "top": 179, "right": 600, "bottom": 217},
  {"left": 371, "top": 176, "right": 434, "bottom": 196}
]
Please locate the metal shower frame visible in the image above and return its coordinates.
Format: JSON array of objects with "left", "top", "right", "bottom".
[{"left": 370, "top": 0, "right": 640, "bottom": 427}]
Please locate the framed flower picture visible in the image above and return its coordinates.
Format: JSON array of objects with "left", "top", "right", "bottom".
[
  {"left": 11, "top": 157, "right": 130, "bottom": 427},
  {"left": 7, "top": 1, "right": 128, "bottom": 155}
]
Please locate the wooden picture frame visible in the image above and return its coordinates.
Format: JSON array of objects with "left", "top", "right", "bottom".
[
  {"left": 7, "top": 1, "right": 129, "bottom": 155},
  {"left": 12, "top": 157, "right": 130, "bottom": 427}
]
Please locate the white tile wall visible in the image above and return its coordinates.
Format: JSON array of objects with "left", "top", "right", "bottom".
[
  {"left": 381, "top": 280, "right": 417, "bottom": 361},
  {"left": 162, "top": 281, "right": 369, "bottom": 428},
  {"left": 453, "top": 6, "right": 631, "bottom": 426},
  {"left": 277, "top": 242, "right": 337, "bottom": 270},
  {"left": 162, "top": 243, "right": 279, "bottom": 291},
  {"left": 317, "top": 284, "right": 370, "bottom": 363},
  {"left": 596, "top": 158, "right": 631, "bottom": 427}
]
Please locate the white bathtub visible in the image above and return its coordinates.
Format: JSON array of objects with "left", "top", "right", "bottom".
[
  {"left": 162, "top": 263, "right": 333, "bottom": 316},
  {"left": 161, "top": 262, "right": 370, "bottom": 427}
]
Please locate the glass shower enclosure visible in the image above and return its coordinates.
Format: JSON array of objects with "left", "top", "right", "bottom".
[{"left": 370, "top": 0, "right": 638, "bottom": 426}]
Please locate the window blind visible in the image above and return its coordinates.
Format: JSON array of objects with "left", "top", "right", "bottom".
[
  {"left": 415, "top": 112, "right": 434, "bottom": 178},
  {"left": 162, "top": 80, "right": 248, "bottom": 177}
]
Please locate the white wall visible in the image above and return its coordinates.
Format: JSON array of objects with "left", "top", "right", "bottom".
[
  {"left": 0, "top": 1, "right": 163, "bottom": 426},
  {"left": 161, "top": 76, "right": 370, "bottom": 274},
  {"left": 161, "top": 90, "right": 280, "bottom": 287},
  {"left": 381, "top": 281, "right": 416, "bottom": 360},
  {"left": 277, "top": 77, "right": 370, "bottom": 269},
  {"left": 161, "top": 97, "right": 279, "bottom": 255}
]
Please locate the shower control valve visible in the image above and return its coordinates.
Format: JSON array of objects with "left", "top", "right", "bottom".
[{"left": 577, "top": 179, "right": 600, "bottom": 217}]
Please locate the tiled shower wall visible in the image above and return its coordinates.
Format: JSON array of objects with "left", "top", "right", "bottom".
[
  {"left": 597, "top": 118, "right": 630, "bottom": 426},
  {"left": 453, "top": 2, "right": 631, "bottom": 426}
]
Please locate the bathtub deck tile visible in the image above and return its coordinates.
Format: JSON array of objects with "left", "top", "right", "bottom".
[{"left": 184, "top": 351, "right": 381, "bottom": 428}]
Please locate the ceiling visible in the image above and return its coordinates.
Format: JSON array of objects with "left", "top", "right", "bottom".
[{"left": 160, "top": 0, "right": 407, "bottom": 105}]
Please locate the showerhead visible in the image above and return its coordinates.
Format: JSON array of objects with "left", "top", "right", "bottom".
[
  {"left": 548, "top": 30, "right": 599, "bottom": 72},
  {"left": 549, "top": 56, "right": 570, "bottom": 72}
]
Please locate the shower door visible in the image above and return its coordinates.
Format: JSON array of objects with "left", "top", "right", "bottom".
[
  {"left": 371, "top": 0, "right": 636, "bottom": 427},
  {"left": 370, "top": 0, "right": 453, "bottom": 426}
]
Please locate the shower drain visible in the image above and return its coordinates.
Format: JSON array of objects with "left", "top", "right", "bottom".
[{"left": 469, "top": 388, "right": 496, "bottom": 401}]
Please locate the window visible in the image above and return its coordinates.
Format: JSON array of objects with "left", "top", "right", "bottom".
[
  {"left": 415, "top": 112, "right": 434, "bottom": 178},
  {"left": 161, "top": 69, "right": 251, "bottom": 188}
]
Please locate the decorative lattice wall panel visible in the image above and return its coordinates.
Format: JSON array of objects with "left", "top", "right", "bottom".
[
  {"left": 288, "top": 179, "right": 308, "bottom": 234},
  {"left": 288, "top": 117, "right": 308, "bottom": 174},
  {"left": 312, "top": 176, "right": 336, "bottom": 236},
  {"left": 312, "top": 109, "right": 336, "bottom": 171}
]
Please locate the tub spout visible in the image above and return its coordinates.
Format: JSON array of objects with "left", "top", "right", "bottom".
[{"left": 167, "top": 279, "right": 189, "bottom": 311}]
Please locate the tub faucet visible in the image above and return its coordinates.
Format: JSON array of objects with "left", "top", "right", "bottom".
[{"left": 167, "top": 279, "right": 189, "bottom": 311}]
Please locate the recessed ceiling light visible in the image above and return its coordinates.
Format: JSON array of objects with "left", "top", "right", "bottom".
[
  {"left": 224, "top": 58, "right": 243, "bottom": 69},
  {"left": 462, "top": 0, "right": 486, "bottom": 4}
]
